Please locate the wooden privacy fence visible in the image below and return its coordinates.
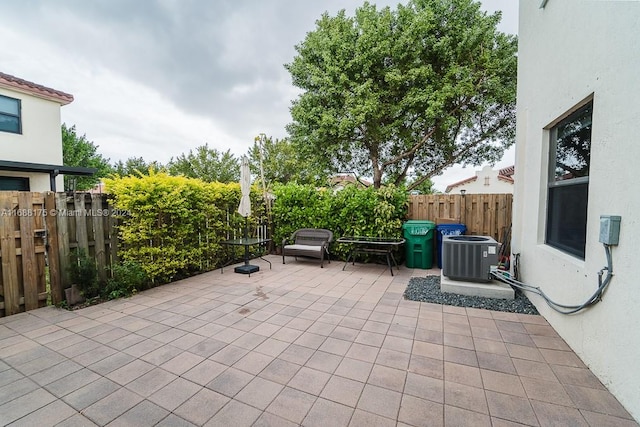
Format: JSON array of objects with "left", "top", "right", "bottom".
[
  {"left": 0, "top": 192, "right": 116, "bottom": 317},
  {"left": 407, "top": 193, "right": 513, "bottom": 243}
]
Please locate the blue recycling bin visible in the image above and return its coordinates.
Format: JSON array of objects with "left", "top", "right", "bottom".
[{"left": 436, "top": 223, "right": 467, "bottom": 268}]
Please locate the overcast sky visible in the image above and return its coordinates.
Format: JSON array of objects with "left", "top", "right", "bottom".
[{"left": 1, "top": 0, "right": 518, "bottom": 191}]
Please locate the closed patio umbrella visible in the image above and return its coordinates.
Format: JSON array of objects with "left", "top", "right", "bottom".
[
  {"left": 238, "top": 156, "right": 251, "bottom": 218},
  {"left": 235, "top": 156, "right": 259, "bottom": 274}
]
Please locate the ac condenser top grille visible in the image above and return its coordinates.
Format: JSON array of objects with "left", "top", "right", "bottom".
[{"left": 442, "top": 236, "right": 499, "bottom": 282}]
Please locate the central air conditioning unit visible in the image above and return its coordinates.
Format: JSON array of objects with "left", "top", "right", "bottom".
[{"left": 442, "top": 236, "right": 499, "bottom": 282}]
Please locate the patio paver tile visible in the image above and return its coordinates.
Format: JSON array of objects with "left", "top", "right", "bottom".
[
  {"left": 44, "top": 368, "right": 101, "bottom": 398},
  {"left": 485, "top": 390, "right": 539, "bottom": 426},
  {"left": 253, "top": 411, "right": 299, "bottom": 427},
  {"left": 398, "top": 394, "right": 444, "bottom": 427},
  {"left": 258, "top": 358, "right": 301, "bottom": 384},
  {"left": 30, "top": 359, "right": 83, "bottom": 386},
  {"left": 404, "top": 371, "right": 444, "bottom": 403},
  {"left": 205, "top": 367, "right": 253, "bottom": 398},
  {"left": 266, "top": 386, "right": 317, "bottom": 424},
  {"left": 235, "top": 376, "right": 284, "bottom": 410},
  {"left": 335, "top": 357, "right": 373, "bottom": 383},
  {"left": 173, "top": 388, "right": 230, "bottom": 425},
  {"left": 531, "top": 400, "right": 588, "bottom": 427},
  {"left": 233, "top": 351, "right": 274, "bottom": 375},
  {"left": 565, "top": 384, "right": 634, "bottom": 419},
  {"left": 287, "top": 366, "right": 331, "bottom": 395},
  {"left": 123, "top": 368, "right": 176, "bottom": 398},
  {"left": 580, "top": 410, "right": 640, "bottom": 427},
  {"left": 106, "top": 359, "right": 155, "bottom": 386},
  {"left": 147, "top": 377, "right": 201, "bottom": 412},
  {"left": 204, "top": 399, "right": 262, "bottom": 427},
  {"left": 106, "top": 400, "right": 170, "bottom": 427},
  {"left": 304, "top": 397, "right": 354, "bottom": 427},
  {"left": 368, "top": 364, "right": 406, "bottom": 392},
  {"left": 444, "top": 381, "right": 488, "bottom": 414},
  {"left": 89, "top": 352, "right": 136, "bottom": 376},
  {"left": 348, "top": 409, "right": 396, "bottom": 427},
  {"left": 357, "top": 384, "right": 402, "bottom": 420},
  {"left": 480, "top": 369, "right": 526, "bottom": 397},
  {"left": 278, "top": 343, "right": 315, "bottom": 365},
  {"left": 7, "top": 398, "right": 76, "bottom": 427},
  {"left": 0, "top": 377, "right": 39, "bottom": 405},
  {"left": 321, "top": 375, "right": 365, "bottom": 407},
  {"left": 346, "top": 342, "right": 379, "bottom": 363},
  {"left": 305, "top": 350, "right": 343, "bottom": 373},
  {"left": 62, "top": 377, "right": 120, "bottom": 411},
  {"left": 444, "top": 404, "right": 492, "bottom": 427},
  {"left": 82, "top": 388, "right": 143, "bottom": 426},
  {"left": 253, "top": 338, "right": 289, "bottom": 357}
]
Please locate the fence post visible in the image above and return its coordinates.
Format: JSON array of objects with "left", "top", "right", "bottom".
[
  {"left": 17, "top": 192, "right": 39, "bottom": 311},
  {"left": 55, "top": 193, "right": 71, "bottom": 288},
  {"left": 45, "top": 192, "right": 63, "bottom": 304},
  {"left": 0, "top": 193, "right": 20, "bottom": 316},
  {"left": 92, "top": 194, "right": 108, "bottom": 283}
]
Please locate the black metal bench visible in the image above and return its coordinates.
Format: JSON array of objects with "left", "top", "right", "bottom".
[{"left": 282, "top": 228, "right": 333, "bottom": 268}]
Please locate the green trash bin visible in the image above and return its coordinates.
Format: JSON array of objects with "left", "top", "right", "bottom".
[{"left": 402, "top": 220, "right": 436, "bottom": 269}]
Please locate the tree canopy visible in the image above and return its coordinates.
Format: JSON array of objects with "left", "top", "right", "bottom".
[
  {"left": 286, "top": 0, "right": 517, "bottom": 189},
  {"left": 62, "top": 123, "right": 112, "bottom": 190},
  {"left": 113, "top": 157, "right": 164, "bottom": 177},
  {"left": 168, "top": 144, "right": 239, "bottom": 183},
  {"left": 247, "top": 134, "right": 329, "bottom": 186}
]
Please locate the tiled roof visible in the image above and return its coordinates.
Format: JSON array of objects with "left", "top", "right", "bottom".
[
  {"left": 0, "top": 72, "right": 73, "bottom": 105},
  {"left": 445, "top": 176, "right": 478, "bottom": 193},
  {"left": 445, "top": 165, "right": 515, "bottom": 193},
  {"left": 499, "top": 165, "right": 515, "bottom": 177}
]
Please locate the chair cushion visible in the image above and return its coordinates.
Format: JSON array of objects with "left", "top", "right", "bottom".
[{"left": 284, "top": 244, "right": 323, "bottom": 252}]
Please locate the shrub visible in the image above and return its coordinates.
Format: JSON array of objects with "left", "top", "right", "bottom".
[
  {"left": 273, "top": 183, "right": 408, "bottom": 258},
  {"left": 68, "top": 249, "right": 99, "bottom": 298},
  {"left": 105, "top": 171, "right": 261, "bottom": 283},
  {"left": 104, "top": 260, "right": 149, "bottom": 300}
]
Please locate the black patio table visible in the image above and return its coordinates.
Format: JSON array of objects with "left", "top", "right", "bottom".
[{"left": 337, "top": 236, "right": 405, "bottom": 276}]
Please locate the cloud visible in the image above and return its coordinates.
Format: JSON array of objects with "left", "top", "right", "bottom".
[{"left": 0, "top": 0, "right": 517, "bottom": 181}]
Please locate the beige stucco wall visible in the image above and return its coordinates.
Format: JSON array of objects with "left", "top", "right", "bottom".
[
  {"left": 0, "top": 86, "right": 65, "bottom": 191},
  {"left": 515, "top": 0, "right": 640, "bottom": 420},
  {"left": 447, "top": 165, "right": 513, "bottom": 194}
]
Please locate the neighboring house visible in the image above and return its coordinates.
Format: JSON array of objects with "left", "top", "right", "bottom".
[
  {"left": 445, "top": 165, "right": 514, "bottom": 194},
  {"left": 329, "top": 173, "right": 371, "bottom": 191},
  {"left": 514, "top": 0, "right": 639, "bottom": 421},
  {"left": 0, "top": 72, "right": 94, "bottom": 191}
]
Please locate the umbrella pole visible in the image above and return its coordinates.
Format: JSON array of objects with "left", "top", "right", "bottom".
[
  {"left": 243, "top": 216, "right": 249, "bottom": 265},
  {"left": 234, "top": 216, "right": 259, "bottom": 275}
]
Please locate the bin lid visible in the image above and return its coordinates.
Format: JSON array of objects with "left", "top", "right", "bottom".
[
  {"left": 403, "top": 220, "right": 435, "bottom": 235},
  {"left": 436, "top": 223, "right": 466, "bottom": 230}
]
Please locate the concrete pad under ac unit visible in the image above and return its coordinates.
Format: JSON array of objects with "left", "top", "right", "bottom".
[{"left": 440, "top": 270, "right": 514, "bottom": 300}]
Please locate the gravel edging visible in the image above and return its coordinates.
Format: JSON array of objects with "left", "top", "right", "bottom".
[{"left": 404, "top": 275, "right": 539, "bottom": 315}]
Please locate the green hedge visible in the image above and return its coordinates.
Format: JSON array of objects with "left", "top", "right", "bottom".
[
  {"left": 105, "top": 172, "right": 259, "bottom": 283},
  {"left": 273, "top": 183, "right": 408, "bottom": 257},
  {"left": 105, "top": 175, "right": 407, "bottom": 282}
]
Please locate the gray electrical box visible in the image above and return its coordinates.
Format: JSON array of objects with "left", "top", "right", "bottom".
[{"left": 599, "top": 215, "right": 621, "bottom": 245}]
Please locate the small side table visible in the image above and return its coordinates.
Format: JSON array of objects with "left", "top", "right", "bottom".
[{"left": 220, "top": 238, "right": 272, "bottom": 275}]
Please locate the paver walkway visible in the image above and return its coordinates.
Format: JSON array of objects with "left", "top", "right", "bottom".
[{"left": 0, "top": 256, "right": 637, "bottom": 426}]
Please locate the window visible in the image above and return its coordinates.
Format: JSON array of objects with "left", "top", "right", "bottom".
[
  {"left": 0, "top": 94, "right": 21, "bottom": 134},
  {"left": 0, "top": 176, "right": 30, "bottom": 191},
  {"left": 546, "top": 100, "right": 592, "bottom": 258}
]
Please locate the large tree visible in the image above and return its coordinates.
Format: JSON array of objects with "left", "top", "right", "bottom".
[
  {"left": 62, "top": 123, "right": 112, "bottom": 190},
  {"left": 247, "top": 134, "right": 329, "bottom": 185},
  {"left": 286, "top": 0, "right": 517, "bottom": 189},
  {"left": 168, "top": 144, "right": 239, "bottom": 183}
]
